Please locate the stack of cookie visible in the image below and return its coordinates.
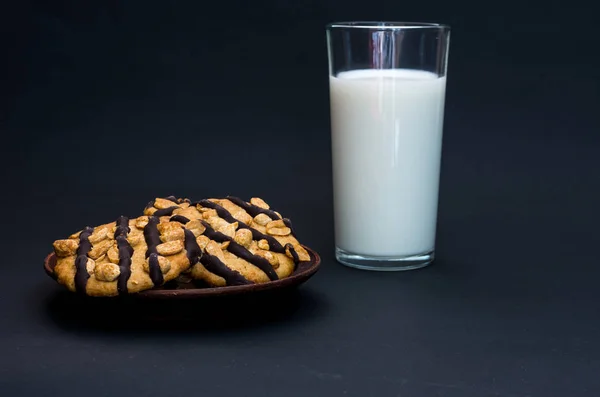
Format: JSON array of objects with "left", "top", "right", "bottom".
[{"left": 50, "top": 196, "right": 311, "bottom": 297}]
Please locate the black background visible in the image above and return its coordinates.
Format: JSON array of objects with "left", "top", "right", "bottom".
[{"left": 2, "top": 0, "right": 599, "bottom": 396}]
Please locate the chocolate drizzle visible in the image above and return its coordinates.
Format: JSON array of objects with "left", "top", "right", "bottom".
[
  {"left": 282, "top": 218, "right": 296, "bottom": 237},
  {"left": 245, "top": 227, "right": 285, "bottom": 253},
  {"left": 74, "top": 226, "right": 94, "bottom": 294},
  {"left": 159, "top": 196, "right": 304, "bottom": 285},
  {"left": 200, "top": 220, "right": 278, "bottom": 281},
  {"left": 170, "top": 215, "right": 190, "bottom": 224},
  {"left": 195, "top": 200, "right": 285, "bottom": 253},
  {"left": 147, "top": 253, "right": 164, "bottom": 286},
  {"left": 145, "top": 196, "right": 186, "bottom": 211},
  {"left": 284, "top": 243, "right": 300, "bottom": 264},
  {"left": 200, "top": 253, "right": 251, "bottom": 286},
  {"left": 226, "top": 196, "right": 282, "bottom": 220},
  {"left": 113, "top": 216, "right": 134, "bottom": 295},
  {"left": 183, "top": 229, "right": 202, "bottom": 266},
  {"left": 183, "top": 228, "right": 250, "bottom": 285},
  {"left": 114, "top": 215, "right": 130, "bottom": 237},
  {"left": 143, "top": 216, "right": 165, "bottom": 287},
  {"left": 153, "top": 206, "right": 179, "bottom": 217},
  {"left": 115, "top": 235, "right": 133, "bottom": 294},
  {"left": 76, "top": 227, "right": 94, "bottom": 257},
  {"left": 74, "top": 256, "right": 89, "bottom": 294},
  {"left": 165, "top": 196, "right": 190, "bottom": 204},
  {"left": 195, "top": 199, "right": 237, "bottom": 223},
  {"left": 143, "top": 216, "right": 162, "bottom": 257}
]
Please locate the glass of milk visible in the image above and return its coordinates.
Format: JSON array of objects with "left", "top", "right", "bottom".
[{"left": 327, "top": 22, "right": 450, "bottom": 271}]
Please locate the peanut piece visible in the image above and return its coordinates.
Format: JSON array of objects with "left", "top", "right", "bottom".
[
  {"left": 206, "top": 216, "right": 223, "bottom": 229},
  {"left": 234, "top": 229, "right": 253, "bottom": 248},
  {"left": 253, "top": 213, "right": 272, "bottom": 226},
  {"left": 88, "top": 239, "right": 113, "bottom": 260},
  {"left": 53, "top": 239, "right": 79, "bottom": 257},
  {"left": 185, "top": 220, "right": 206, "bottom": 237},
  {"left": 266, "top": 227, "right": 291, "bottom": 237},
  {"left": 196, "top": 235, "right": 210, "bottom": 250},
  {"left": 85, "top": 258, "right": 96, "bottom": 274},
  {"left": 135, "top": 216, "right": 149, "bottom": 229},
  {"left": 205, "top": 240, "right": 226, "bottom": 262},
  {"left": 94, "top": 263, "right": 120, "bottom": 282},
  {"left": 88, "top": 227, "right": 109, "bottom": 244},
  {"left": 218, "top": 222, "right": 236, "bottom": 239},
  {"left": 160, "top": 227, "right": 185, "bottom": 243},
  {"left": 106, "top": 245, "right": 119, "bottom": 264},
  {"left": 258, "top": 239, "right": 270, "bottom": 250},
  {"left": 201, "top": 209, "right": 218, "bottom": 219},
  {"left": 157, "top": 222, "right": 181, "bottom": 235},
  {"left": 250, "top": 197, "right": 270, "bottom": 209},
  {"left": 143, "top": 255, "right": 172, "bottom": 274},
  {"left": 185, "top": 219, "right": 202, "bottom": 229},
  {"left": 154, "top": 197, "right": 177, "bottom": 209},
  {"left": 221, "top": 241, "right": 231, "bottom": 250},
  {"left": 157, "top": 255, "right": 171, "bottom": 274},
  {"left": 156, "top": 240, "right": 184, "bottom": 256},
  {"left": 266, "top": 219, "right": 286, "bottom": 229},
  {"left": 127, "top": 233, "right": 142, "bottom": 246},
  {"left": 255, "top": 250, "right": 279, "bottom": 269}
]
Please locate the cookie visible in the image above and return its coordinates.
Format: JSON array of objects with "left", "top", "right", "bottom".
[
  {"left": 51, "top": 215, "right": 191, "bottom": 296},
  {"left": 143, "top": 196, "right": 311, "bottom": 287}
]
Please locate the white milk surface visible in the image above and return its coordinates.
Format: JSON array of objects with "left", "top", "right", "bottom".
[{"left": 330, "top": 69, "right": 446, "bottom": 256}]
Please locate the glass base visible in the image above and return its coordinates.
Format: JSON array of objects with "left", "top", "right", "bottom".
[{"left": 335, "top": 247, "right": 434, "bottom": 271}]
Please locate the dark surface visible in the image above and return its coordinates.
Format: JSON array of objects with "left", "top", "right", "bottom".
[{"left": 1, "top": 0, "right": 599, "bottom": 396}]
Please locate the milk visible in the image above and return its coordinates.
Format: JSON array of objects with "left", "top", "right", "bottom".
[{"left": 330, "top": 69, "right": 446, "bottom": 257}]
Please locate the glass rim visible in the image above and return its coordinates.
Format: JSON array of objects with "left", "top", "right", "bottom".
[{"left": 326, "top": 21, "right": 450, "bottom": 30}]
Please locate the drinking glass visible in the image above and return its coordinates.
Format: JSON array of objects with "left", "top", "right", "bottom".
[{"left": 327, "top": 22, "right": 450, "bottom": 271}]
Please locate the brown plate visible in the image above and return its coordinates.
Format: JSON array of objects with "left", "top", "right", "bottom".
[{"left": 44, "top": 246, "right": 321, "bottom": 298}]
